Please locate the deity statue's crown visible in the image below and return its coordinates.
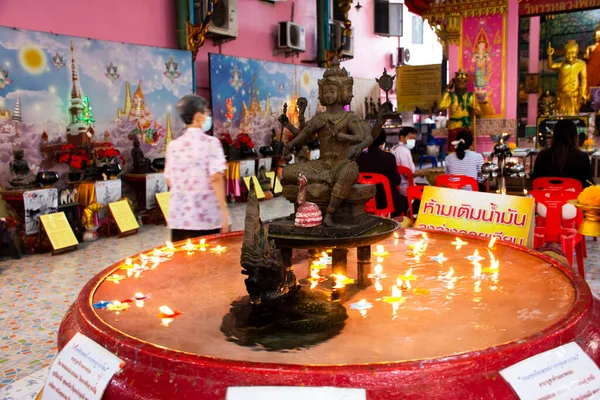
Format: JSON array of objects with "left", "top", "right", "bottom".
[
  {"left": 565, "top": 40, "right": 579, "bottom": 51},
  {"left": 318, "top": 57, "right": 353, "bottom": 88},
  {"left": 134, "top": 80, "right": 145, "bottom": 99}
]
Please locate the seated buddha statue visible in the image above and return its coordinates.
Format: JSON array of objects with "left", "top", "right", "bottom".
[
  {"left": 131, "top": 136, "right": 152, "bottom": 174},
  {"left": 9, "top": 146, "right": 36, "bottom": 188},
  {"left": 281, "top": 58, "right": 372, "bottom": 226}
]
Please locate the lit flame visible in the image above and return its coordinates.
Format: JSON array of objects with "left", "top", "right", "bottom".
[
  {"left": 125, "top": 258, "right": 132, "bottom": 266},
  {"left": 310, "top": 268, "right": 321, "bottom": 280},
  {"left": 127, "top": 269, "right": 133, "bottom": 277},
  {"left": 451, "top": 238, "right": 467, "bottom": 250},
  {"left": 210, "top": 245, "right": 226, "bottom": 254},
  {"left": 523, "top": 189, "right": 528, "bottom": 196},
  {"left": 161, "top": 318, "right": 174, "bottom": 327},
  {"left": 422, "top": 232, "right": 429, "bottom": 241},
  {"left": 488, "top": 250, "right": 496, "bottom": 264},
  {"left": 473, "top": 262, "right": 482, "bottom": 279},
  {"left": 393, "top": 232, "right": 400, "bottom": 239},
  {"left": 375, "top": 279, "right": 383, "bottom": 292},
  {"left": 488, "top": 236, "right": 497, "bottom": 249},
  {"left": 200, "top": 238, "right": 206, "bottom": 245},
  {"left": 490, "top": 259, "right": 499, "bottom": 271},
  {"left": 159, "top": 305, "right": 175, "bottom": 316},
  {"left": 165, "top": 242, "right": 175, "bottom": 251},
  {"left": 396, "top": 277, "right": 403, "bottom": 287},
  {"left": 501, "top": 188, "right": 506, "bottom": 195},
  {"left": 374, "top": 264, "right": 383, "bottom": 275},
  {"left": 391, "top": 285, "right": 402, "bottom": 298},
  {"left": 332, "top": 274, "right": 353, "bottom": 289},
  {"left": 134, "top": 292, "right": 145, "bottom": 300},
  {"left": 373, "top": 245, "right": 389, "bottom": 256},
  {"left": 183, "top": 239, "right": 195, "bottom": 251}
]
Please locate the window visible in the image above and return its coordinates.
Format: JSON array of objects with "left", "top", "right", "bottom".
[{"left": 412, "top": 16, "right": 423, "bottom": 45}]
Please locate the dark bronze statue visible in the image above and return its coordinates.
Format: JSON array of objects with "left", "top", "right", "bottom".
[
  {"left": 9, "top": 146, "right": 36, "bottom": 188},
  {"left": 280, "top": 58, "right": 372, "bottom": 226},
  {"left": 131, "top": 135, "right": 152, "bottom": 174}
]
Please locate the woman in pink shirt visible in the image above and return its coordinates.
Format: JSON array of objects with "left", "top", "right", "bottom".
[{"left": 164, "top": 95, "right": 230, "bottom": 242}]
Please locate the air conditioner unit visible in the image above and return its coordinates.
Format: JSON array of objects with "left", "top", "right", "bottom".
[
  {"left": 278, "top": 21, "right": 306, "bottom": 51},
  {"left": 397, "top": 47, "right": 410, "bottom": 66},
  {"left": 194, "top": 0, "right": 238, "bottom": 39},
  {"left": 328, "top": 22, "right": 354, "bottom": 58},
  {"left": 374, "top": 0, "right": 403, "bottom": 37}
]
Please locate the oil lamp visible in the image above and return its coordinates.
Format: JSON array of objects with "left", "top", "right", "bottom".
[
  {"left": 210, "top": 245, "right": 227, "bottom": 254},
  {"left": 157, "top": 305, "right": 182, "bottom": 326},
  {"left": 368, "top": 264, "right": 387, "bottom": 279},
  {"left": 198, "top": 238, "right": 210, "bottom": 251}
]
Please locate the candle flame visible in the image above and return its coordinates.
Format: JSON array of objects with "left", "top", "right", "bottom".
[
  {"left": 375, "top": 279, "right": 383, "bottom": 292},
  {"left": 451, "top": 238, "right": 467, "bottom": 250},
  {"left": 159, "top": 305, "right": 175, "bottom": 316},
  {"left": 332, "top": 275, "right": 347, "bottom": 289},
  {"left": 488, "top": 236, "right": 497, "bottom": 248},
  {"left": 161, "top": 318, "right": 174, "bottom": 327},
  {"left": 391, "top": 285, "right": 402, "bottom": 298},
  {"left": 166, "top": 242, "right": 175, "bottom": 250},
  {"left": 393, "top": 232, "right": 400, "bottom": 239},
  {"left": 134, "top": 292, "right": 144, "bottom": 299},
  {"left": 376, "top": 245, "right": 384, "bottom": 253},
  {"left": 125, "top": 258, "right": 132, "bottom": 265},
  {"left": 200, "top": 238, "right": 206, "bottom": 245},
  {"left": 501, "top": 188, "right": 506, "bottom": 195},
  {"left": 310, "top": 268, "right": 320, "bottom": 280},
  {"left": 406, "top": 267, "right": 413, "bottom": 276},
  {"left": 126, "top": 269, "right": 133, "bottom": 277},
  {"left": 523, "top": 189, "right": 528, "bottom": 195},
  {"left": 422, "top": 232, "right": 429, "bottom": 241},
  {"left": 490, "top": 259, "right": 499, "bottom": 271},
  {"left": 374, "top": 264, "right": 383, "bottom": 275},
  {"left": 322, "top": 251, "right": 329, "bottom": 258}
]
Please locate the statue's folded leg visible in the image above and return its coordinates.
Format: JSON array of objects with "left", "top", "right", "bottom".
[{"left": 324, "top": 162, "right": 359, "bottom": 226}]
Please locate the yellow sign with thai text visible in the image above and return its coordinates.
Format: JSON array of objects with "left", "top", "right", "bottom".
[
  {"left": 39, "top": 212, "right": 78, "bottom": 251},
  {"left": 415, "top": 187, "right": 535, "bottom": 247},
  {"left": 108, "top": 200, "right": 139, "bottom": 234},
  {"left": 396, "top": 64, "right": 442, "bottom": 112}
]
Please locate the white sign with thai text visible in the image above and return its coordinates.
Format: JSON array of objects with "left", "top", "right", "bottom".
[
  {"left": 227, "top": 386, "right": 366, "bottom": 400},
  {"left": 42, "top": 332, "right": 123, "bottom": 400},
  {"left": 500, "top": 342, "right": 600, "bottom": 400}
]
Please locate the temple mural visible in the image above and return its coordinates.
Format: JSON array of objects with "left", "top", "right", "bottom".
[{"left": 0, "top": 26, "right": 192, "bottom": 187}]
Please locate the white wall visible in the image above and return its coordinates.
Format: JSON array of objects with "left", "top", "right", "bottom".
[{"left": 401, "top": 6, "right": 443, "bottom": 67}]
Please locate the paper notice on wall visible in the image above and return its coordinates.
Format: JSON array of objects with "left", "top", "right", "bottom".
[
  {"left": 42, "top": 332, "right": 123, "bottom": 400},
  {"left": 500, "top": 342, "right": 600, "bottom": 400},
  {"left": 226, "top": 386, "right": 366, "bottom": 400}
]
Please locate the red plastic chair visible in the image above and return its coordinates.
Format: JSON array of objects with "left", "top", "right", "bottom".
[
  {"left": 435, "top": 174, "right": 479, "bottom": 191},
  {"left": 406, "top": 185, "right": 425, "bottom": 223},
  {"left": 358, "top": 173, "right": 395, "bottom": 217},
  {"left": 397, "top": 166, "right": 415, "bottom": 187},
  {"left": 530, "top": 190, "right": 585, "bottom": 278},
  {"left": 532, "top": 177, "right": 582, "bottom": 193}
]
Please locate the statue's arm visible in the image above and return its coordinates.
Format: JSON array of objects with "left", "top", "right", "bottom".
[
  {"left": 283, "top": 121, "right": 301, "bottom": 137},
  {"left": 349, "top": 119, "right": 373, "bottom": 150},
  {"left": 288, "top": 117, "right": 322, "bottom": 148},
  {"left": 439, "top": 91, "right": 452, "bottom": 111},
  {"left": 470, "top": 94, "right": 482, "bottom": 118},
  {"left": 581, "top": 63, "right": 589, "bottom": 100}
]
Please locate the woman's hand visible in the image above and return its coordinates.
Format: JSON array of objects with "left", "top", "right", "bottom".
[{"left": 221, "top": 210, "right": 230, "bottom": 233}]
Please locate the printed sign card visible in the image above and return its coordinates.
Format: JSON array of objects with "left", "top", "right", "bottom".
[
  {"left": 42, "top": 332, "right": 123, "bottom": 400},
  {"left": 226, "top": 387, "right": 366, "bottom": 400},
  {"left": 39, "top": 212, "right": 78, "bottom": 253},
  {"left": 243, "top": 176, "right": 265, "bottom": 199},
  {"left": 265, "top": 171, "right": 282, "bottom": 194},
  {"left": 155, "top": 192, "right": 169, "bottom": 220},
  {"left": 108, "top": 200, "right": 139, "bottom": 235},
  {"left": 415, "top": 186, "right": 535, "bottom": 247},
  {"left": 500, "top": 342, "right": 600, "bottom": 399}
]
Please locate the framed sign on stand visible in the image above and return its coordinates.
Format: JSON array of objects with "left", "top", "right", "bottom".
[
  {"left": 39, "top": 212, "right": 79, "bottom": 255},
  {"left": 107, "top": 200, "right": 139, "bottom": 238}
]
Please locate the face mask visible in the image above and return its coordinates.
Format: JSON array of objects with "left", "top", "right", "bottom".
[
  {"left": 201, "top": 116, "right": 212, "bottom": 132},
  {"left": 406, "top": 139, "right": 416, "bottom": 150}
]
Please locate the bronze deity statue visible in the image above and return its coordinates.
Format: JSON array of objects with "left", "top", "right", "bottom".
[
  {"left": 131, "top": 135, "right": 152, "bottom": 174},
  {"left": 9, "top": 146, "right": 37, "bottom": 188},
  {"left": 280, "top": 58, "right": 373, "bottom": 226},
  {"left": 547, "top": 41, "right": 588, "bottom": 115}
]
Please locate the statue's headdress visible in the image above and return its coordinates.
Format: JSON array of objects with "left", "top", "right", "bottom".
[
  {"left": 455, "top": 68, "right": 468, "bottom": 79},
  {"left": 318, "top": 57, "right": 353, "bottom": 88},
  {"left": 564, "top": 40, "right": 579, "bottom": 51},
  {"left": 134, "top": 80, "right": 145, "bottom": 99}
]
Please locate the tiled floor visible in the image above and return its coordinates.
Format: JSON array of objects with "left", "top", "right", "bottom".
[{"left": 0, "top": 195, "right": 599, "bottom": 399}]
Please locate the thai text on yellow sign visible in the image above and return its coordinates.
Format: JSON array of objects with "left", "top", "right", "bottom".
[
  {"left": 396, "top": 64, "right": 442, "bottom": 112},
  {"left": 108, "top": 200, "right": 139, "bottom": 234},
  {"left": 415, "top": 187, "right": 535, "bottom": 247},
  {"left": 39, "top": 212, "right": 78, "bottom": 250},
  {"left": 155, "top": 192, "right": 169, "bottom": 219}
]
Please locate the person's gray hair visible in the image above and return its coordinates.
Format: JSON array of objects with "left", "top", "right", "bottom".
[{"left": 177, "top": 95, "right": 207, "bottom": 125}]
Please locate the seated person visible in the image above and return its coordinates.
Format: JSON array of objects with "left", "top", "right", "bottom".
[
  {"left": 391, "top": 127, "right": 417, "bottom": 196},
  {"left": 444, "top": 129, "right": 486, "bottom": 191},
  {"left": 357, "top": 130, "right": 408, "bottom": 217},
  {"left": 531, "top": 119, "right": 594, "bottom": 188}
]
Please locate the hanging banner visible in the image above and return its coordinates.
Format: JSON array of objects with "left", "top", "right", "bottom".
[
  {"left": 519, "top": 0, "right": 600, "bottom": 16},
  {"left": 415, "top": 187, "right": 535, "bottom": 247},
  {"left": 396, "top": 64, "right": 442, "bottom": 112},
  {"left": 460, "top": 14, "right": 507, "bottom": 118}
]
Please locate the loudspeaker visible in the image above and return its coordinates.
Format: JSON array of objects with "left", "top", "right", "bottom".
[{"left": 374, "top": 0, "right": 403, "bottom": 37}]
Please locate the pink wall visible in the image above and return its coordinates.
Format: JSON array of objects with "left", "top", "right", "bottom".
[
  {"left": 0, "top": 0, "right": 396, "bottom": 101},
  {"left": 506, "top": 0, "right": 519, "bottom": 120},
  {"left": 527, "top": 16, "right": 541, "bottom": 125},
  {"left": 0, "top": 0, "right": 176, "bottom": 48}
]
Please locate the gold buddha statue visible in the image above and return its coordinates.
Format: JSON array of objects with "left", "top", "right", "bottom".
[{"left": 547, "top": 40, "right": 588, "bottom": 115}]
